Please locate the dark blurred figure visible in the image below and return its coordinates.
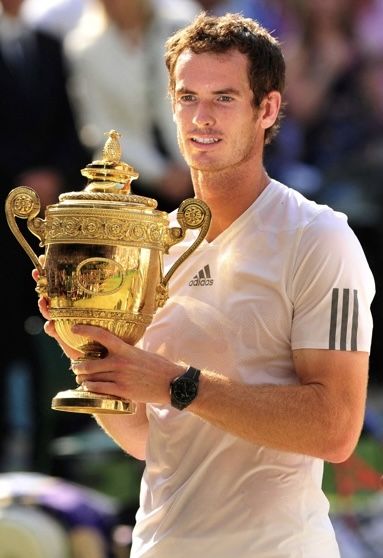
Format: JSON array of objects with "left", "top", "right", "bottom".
[
  {"left": 0, "top": 0, "right": 90, "bottom": 471},
  {"left": 266, "top": 0, "right": 361, "bottom": 193}
]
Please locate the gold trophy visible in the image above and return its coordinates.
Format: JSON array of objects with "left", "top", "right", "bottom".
[{"left": 5, "top": 130, "right": 211, "bottom": 415}]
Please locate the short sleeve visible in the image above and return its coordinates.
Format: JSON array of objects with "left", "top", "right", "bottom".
[{"left": 290, "top": 211, "right": 375, "bottom": 352}]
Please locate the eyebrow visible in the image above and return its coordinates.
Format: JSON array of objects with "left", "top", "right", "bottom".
[{"left": 175, "top": 86, "right": 242, "bottom": 96}]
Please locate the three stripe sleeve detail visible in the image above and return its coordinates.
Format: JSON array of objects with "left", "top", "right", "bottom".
[{"left": 329, "top": 288, "right": 359, "bottom": 351}]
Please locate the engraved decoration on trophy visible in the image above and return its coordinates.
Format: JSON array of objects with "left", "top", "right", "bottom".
[{"left": 5, "top": 130, "right": 211, "bottom": 415}]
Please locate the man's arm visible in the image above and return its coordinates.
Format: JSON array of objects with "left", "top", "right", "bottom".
[
  {"left": 68, "top": 323, "right": 368, "bottom": 464},
  {"left": 93, "top": 404, "right": 149, "bottom": 461},
  {"left": 189, "top": 348, "right": 369, "bottom": 463}
]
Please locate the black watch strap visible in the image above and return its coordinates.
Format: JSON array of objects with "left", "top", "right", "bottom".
[{"left": 184, "top": 366, "right": 200, "bottom": 382}]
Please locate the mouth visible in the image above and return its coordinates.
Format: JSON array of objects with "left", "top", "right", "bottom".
[{"left": 191, "top": 136, "right": 221, "bottom": 145}]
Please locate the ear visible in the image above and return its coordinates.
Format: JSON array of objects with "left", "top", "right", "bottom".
[{"left": 260, "top": 91, "right": 282, "bottom": 132}]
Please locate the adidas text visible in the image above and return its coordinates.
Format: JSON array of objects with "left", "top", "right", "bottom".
[
  {"left": 189, "top": 277, "right": 214, "bottom": 286},
  {"left": 189, "top": 264, "right": 214, "bottom": 286}
]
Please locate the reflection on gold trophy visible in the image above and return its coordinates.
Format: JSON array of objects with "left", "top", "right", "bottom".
[{"left": 5, "top": 130, "right": 211, "bottom": 415}]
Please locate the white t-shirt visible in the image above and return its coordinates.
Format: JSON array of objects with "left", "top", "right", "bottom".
[{"left": 130, "top": 180, "right": 375, "bottom": 558}]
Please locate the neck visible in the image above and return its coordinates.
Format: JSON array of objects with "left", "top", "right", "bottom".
[{"left": 192, "top": 165, "right": 270, "bottom": 242}]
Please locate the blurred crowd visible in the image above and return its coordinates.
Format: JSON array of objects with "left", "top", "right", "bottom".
[{"left": 1, "top": 0, "right": 383, "bottom": 555}]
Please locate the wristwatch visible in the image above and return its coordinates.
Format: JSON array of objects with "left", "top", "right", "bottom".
[{"left": 170, "top": 366, "right": 201, "bottom": 410}]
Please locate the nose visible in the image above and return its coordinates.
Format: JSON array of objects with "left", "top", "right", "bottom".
[{"left": 192, "top": 101, "right": 216, "bottom": 127}]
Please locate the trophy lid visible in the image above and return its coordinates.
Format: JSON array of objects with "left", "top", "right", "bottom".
[
  {"left": 81, "top": 130, "right": 139, "bottom": 191},
  {"left": 59, "top": 130, "right": 157, "bottom": 208}
]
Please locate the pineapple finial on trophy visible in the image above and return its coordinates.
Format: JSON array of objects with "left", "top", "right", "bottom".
[
  {"left": 81, "top": 129, "right": 139, "bottom": 191},
  {"left": 103, "top": 129, "right": 122, "bottom": 163}
]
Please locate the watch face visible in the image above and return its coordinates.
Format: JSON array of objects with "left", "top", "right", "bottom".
[{"left": 172, "top": 377, "right": 198, "bottom": 405}]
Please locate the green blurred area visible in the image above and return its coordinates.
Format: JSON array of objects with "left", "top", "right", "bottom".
[{"left": 324, "top": 434, "right": 383, "bottom": 514}]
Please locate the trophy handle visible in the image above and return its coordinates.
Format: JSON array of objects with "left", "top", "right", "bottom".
[
  {"left": 157, "top": 199, "right": 211, "bottom": 305},
  {"left": 5, "top": 186, "right": 45, "bottom": 274}
]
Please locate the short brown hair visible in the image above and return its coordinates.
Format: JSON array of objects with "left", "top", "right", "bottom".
[{"left": 165, "top": 12, "right": 286, "bottom": 144}]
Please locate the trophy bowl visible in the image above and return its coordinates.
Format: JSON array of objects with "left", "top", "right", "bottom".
[{"left": 5, "top": 130, "right": 211, "bottom": 414}]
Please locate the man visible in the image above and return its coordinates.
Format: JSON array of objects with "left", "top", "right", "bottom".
[{"left": 35, "top": 12, "right": 375, "bottom": 558}]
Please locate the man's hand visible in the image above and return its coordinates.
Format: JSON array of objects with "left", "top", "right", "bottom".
[
  {"left": 69, "top": 324, "right": 184, "bottom": 406},
  {"left": 32, "top": 265, "right": 83, "bottom": 361}
]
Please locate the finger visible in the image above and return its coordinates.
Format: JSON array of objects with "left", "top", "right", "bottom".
[
  {"left": 44, "top": 321, "right": 82, "bottom": 360},
  {"left": 81, "top": 380, "right": 122, "bottom": 398},
  {"left": 38, "top": 297, "right": 50, "bottom": 320},
  {"left": 44, "top": 320, "right": 57, "bottom": 338},
  {"left": 71, "top": 324, "right": 130, "bottom": 355},
  {"left": 32, "top": 254, "right": 46, "bottom": 280},
  {"left": 75, "top": 372, "right": 114, "bottom": 384},
  {"left": 71, "top": 355, "right": 116, "bottom": 377}
]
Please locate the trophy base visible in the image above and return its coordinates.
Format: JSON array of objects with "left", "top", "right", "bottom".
[{"left": 51, "top": 388, "right": 136, "bottom": 414}]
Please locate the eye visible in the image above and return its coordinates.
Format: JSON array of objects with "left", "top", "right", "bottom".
[
  {"left": 217, "top": 95, "right": 233, "bottom": 102},
  {"left": 179, "top": 94, "right": 197, "bottom": 103}
]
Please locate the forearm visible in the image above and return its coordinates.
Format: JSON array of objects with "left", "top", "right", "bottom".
[
  {"left": 93, "top": 402, "right": 148, "bottom": 461},
  {"left": 47, "top": 322, "right": 367, "bottom": 464},
  {"left": 189, "top": 369, "right": 364, "bottom": 463}
]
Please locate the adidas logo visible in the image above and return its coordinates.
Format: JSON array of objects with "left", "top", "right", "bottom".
[{"left": 189, "top": 264, "right": 214, "bottom": 286}]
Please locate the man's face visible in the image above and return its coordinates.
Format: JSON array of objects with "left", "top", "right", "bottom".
[{"left": 172, "top": 48, "right": 264, "bottom": 173}]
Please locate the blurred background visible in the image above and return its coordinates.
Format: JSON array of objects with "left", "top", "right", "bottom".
[{"left": 1, "top": 0, "right": 383, "bottom": 556}]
